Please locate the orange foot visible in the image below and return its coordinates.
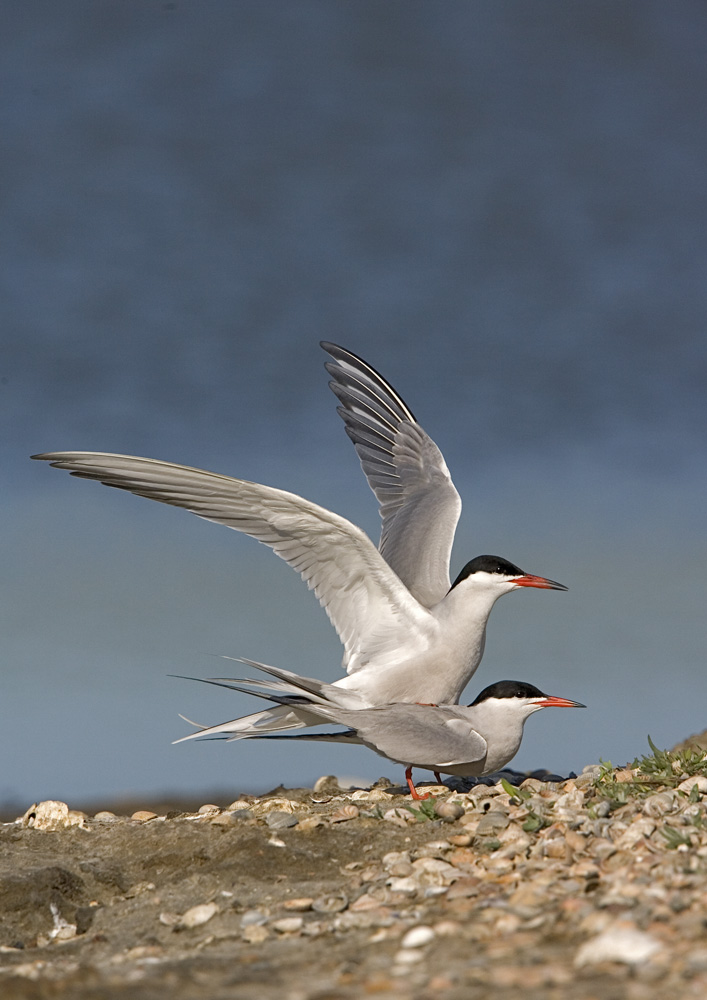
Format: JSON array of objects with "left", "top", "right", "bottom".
[{"left": 405, "top": 765, "right": 429, "bottom": 800}]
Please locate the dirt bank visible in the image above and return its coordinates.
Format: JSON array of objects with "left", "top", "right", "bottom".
[{"left": 2, "top": 767, "right": 707, "bottom": 1000}]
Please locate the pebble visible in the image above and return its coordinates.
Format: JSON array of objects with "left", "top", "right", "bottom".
[
  {"left": 210, "top": 811, "right": 238, "bottom": 826},
  {"left": 393, "top": 948, "right": 425, "bottom": 966},
  {"left": 242, "top": 925, "right": 269, "bottom": 944},
  {"left": 251, "top": 797, "right": 306, "bottom": 817},
  {"left": 21, "top": 801, "right": 88, "bottom": 831},
  {"left": 435, "top": 800, "right": 464, "bottom": 821},
  {"left": 271, "top": 916, "right": 304, "bottom": 934},
  {"left": 382, "top": 850, "right": 411, "bottom": 870},
  {"left": 401, "top": 925, "right": 435, "bottom": 948},
  {"left": 313, "top": 775, "right": 342, "bottom": 794},
  {"left": 131, "top": 810, "right": 158, "bottom": 823},
  {"left": 227, "top": 808, "right": 254, "bottom": 821},
  {"left": 282, "top": 897, "right": 314, "bottom": 911},
  {"left": 386, "top": 877, "right": 419, "bottom": 895},
  {"left": 475, "top": 810, "right": 510, "bottom": 836},
  {"left": 383, "top": 808, "right": 415, "bottom": 826},
  {"left": 227, "top": 799, "right": 253, "bottom": 811},
  {"left": 295, "top": 816, "right": 323, "bottom": 832},
  {"left": 312, "top": 894, "right": 348, "bottom": 913},
  {"left": 574, "top": 921, "right": 663, "bottom": 967},
  {"left": 177, "top": 902, "right": 219, "bottom": 929},
  {"left": 93, "top": 810, "right": 118, "bottom": 823},
  {"left": 330, "top": 805, "right": 359, "bottom": 823},
  {"left": 642, "top": 791, "right": 677, "bottom": 817},
  {"left": 266, "top": 811, "right": 299, "bottom": 830},
  {"left": 613, "top": 817, "right": 656, "bottom": 850},
  {"left": 678, "top": 775, "right": 707, "bottom": 794}
]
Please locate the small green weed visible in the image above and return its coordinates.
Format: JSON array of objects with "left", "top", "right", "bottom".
[
  {"left": 500, "top": 777, "right": 548, "bottom": 830},
  {"left": 592, "top": 737, "right": 707, "bottom": 805},
  {"left": 405, "top": 797, "right": 440, "bottom": 822},
  {"left": 661, "top": 825, "right": 693, "bottom": 849},
  {"left": 632, "top": 736, "right": 707, "bottom": 785}
]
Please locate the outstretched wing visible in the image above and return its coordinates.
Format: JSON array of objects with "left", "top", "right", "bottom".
[
  {"left": 322, "top": 342, "right": 461, "bottom": 608},
  {"left": 32, "top": 451, "right": 436, "bottom": 674}
]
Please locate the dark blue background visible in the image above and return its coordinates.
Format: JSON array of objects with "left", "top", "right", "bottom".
[{"left": 4, "top": 1, "right": 706, "bottom": 807}]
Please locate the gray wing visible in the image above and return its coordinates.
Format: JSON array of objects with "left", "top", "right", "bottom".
[
  {"left": 31, "top": 452, "right": 436, "bottom": 675},
  {"left": 352, "top": 704, "right": 488, "bottom": 768},
  {"left": 322, "top": 342, "right": 462, "bottom": 608}
]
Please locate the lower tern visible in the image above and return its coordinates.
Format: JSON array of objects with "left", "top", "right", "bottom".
[{"left": 175, "top": 658, "right": 585, "bottom": 799}]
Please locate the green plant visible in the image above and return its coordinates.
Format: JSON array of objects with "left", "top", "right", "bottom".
[
  {"left": 632, "top": 736, "right": 707, "bottom": 785},
  {"left": 500, "top": 778, "right": 531, "bottom": 803},
  {"left": 661, "top": 824, "right": 693, "bottom": 849},
  {"left": 500, "top": 778, "right": 548, "bottom": 830},
  {"left": 592, "top": 758, "right": 650, "bottom": 805},
  {"left": 404, "top": 797, "right": 440, "bottom": 822},
  {"left": 591, "top": 737, "right": 707, "bottom": 806}
]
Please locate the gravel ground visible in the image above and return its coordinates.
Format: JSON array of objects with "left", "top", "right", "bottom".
[{"left": 3, "top": 761, "right": 707, "bottom": 1000}]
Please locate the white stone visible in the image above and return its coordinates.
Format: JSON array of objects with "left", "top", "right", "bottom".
[
  {"left": 178, "top": 902, "right": 219, "bottom": 929},
  {"left": 575, "top": 923, "right": 662, "bottom": 967},
  {"left": 612, "top": 817, "right": 656, "bottom": 850},
  {"left": 394, "top": 948, "right": 425, "bottom": 965},
  {"left": 401, "top": 925, "right": 435, "bottom": 949},
  {"left": 49, "top": 903, "right": 76, "bottom": 941},
  {"left": 271, "top": 917, "right": 304, "bottom": 934},
  {"left": 382, "top": 851, "right": 411, "bottom": 869},
  {"left": 642, "top": 791, "right": 677, "bottom": 817},
  {"left": 554, "top": 786, "right": 584, "bottom": 811},
  {"left": 386, "top": 877, "right": 418, "bottom": 894},
  {"left": 93, "top": 811, "right": 118, "bottom": 822},
  {"left": 242, "top": 924, "right": 269, "bottom": 944},
  {"left": 411, "top": 858, "right": 457, "bottom": 876},
  {"left": 678, "top": 775, "right": 707, "bottom": 794},
  {"left": 21, "top": 801, "right": 87, "bottom": 831},
  {"left": 383, "top": 808, "right": 414, "bottom": 826}
]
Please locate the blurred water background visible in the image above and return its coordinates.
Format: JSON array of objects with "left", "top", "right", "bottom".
[{"left": 3, "top": 1, "right": 707, "bottom": 810}]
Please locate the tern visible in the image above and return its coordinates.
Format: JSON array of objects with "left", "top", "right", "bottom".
[
  {"left": 174, "top": 658, "right": 585, "bottom": 799},
  {"left": 31, "top": 343, "right": 566, "bottom": 729}
]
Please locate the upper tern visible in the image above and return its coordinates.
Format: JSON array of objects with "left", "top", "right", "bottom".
[{"left": 31, "top": 343, "right": 566, "bottom": 727}]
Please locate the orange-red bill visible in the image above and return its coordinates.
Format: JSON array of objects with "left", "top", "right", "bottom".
[
  {"left": 534, "top": 696, "right": 585, "bottom": 708},
  {"left": 514, "top": 574, "right": 568, "bottom": 591}
]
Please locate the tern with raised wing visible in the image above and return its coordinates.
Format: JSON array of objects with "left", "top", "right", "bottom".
[
  {"left": 32, "top": 343, "right": 566, "bottom": 731},
  {"left": 174, "top": 658, "right": 584, "bottom": 799}
]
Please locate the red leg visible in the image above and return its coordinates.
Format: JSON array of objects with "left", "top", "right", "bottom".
[{"left": 406, "top": 766, "right": 429, "bottom": 800}]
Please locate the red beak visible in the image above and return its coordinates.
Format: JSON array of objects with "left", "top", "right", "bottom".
[
  {"left": 534, "top": 695, "right": 585, "bottom": 708},
  {"left": 514, "top": 574, "right": 567, "bottom": 591}
]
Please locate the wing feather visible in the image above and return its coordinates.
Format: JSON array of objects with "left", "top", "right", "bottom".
[
  {"left": 353, "top": 705, "right": 488, "bottom": 768},
  {"left": 32, "top": 451, "right": 436, "bottom": 673},
  {"left": 321, "top": 342, "right": 462, "bottom": 607}
]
